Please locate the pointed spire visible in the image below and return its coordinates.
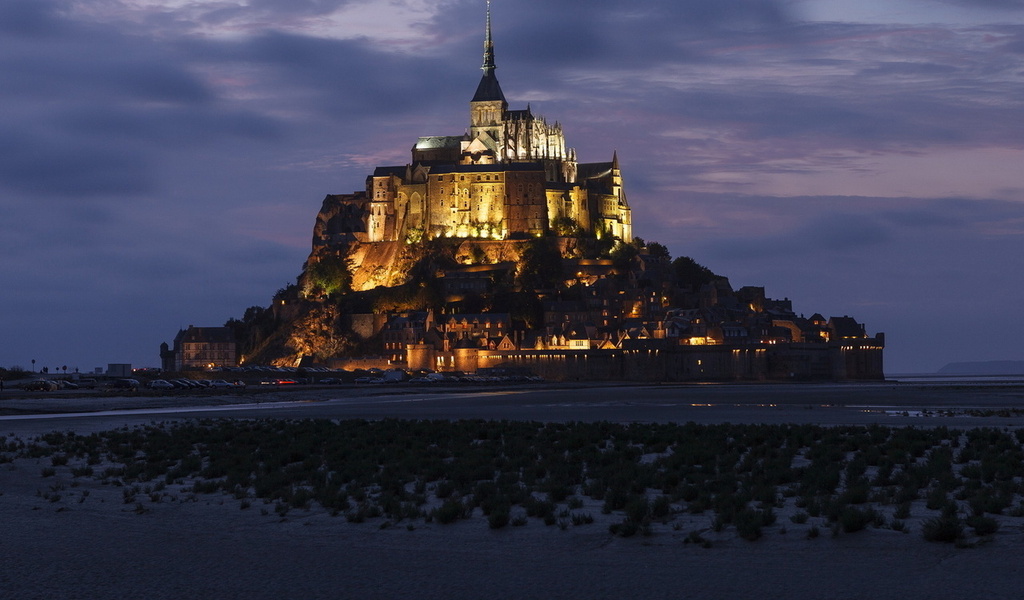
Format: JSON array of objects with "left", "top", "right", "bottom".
[
  {"left": 482, "top": 0, "right": 495, "bottom": 74},
  {"left": 472, "top": 0, "right": 506, "bottom": 103},
  {"left": 612, "top": 150, "right": 619, "bottom": 169}
]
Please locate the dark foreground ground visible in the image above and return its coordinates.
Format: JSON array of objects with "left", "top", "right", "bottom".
[{"left": 3, "top": 381, "right": 1024, "bottom": 599}]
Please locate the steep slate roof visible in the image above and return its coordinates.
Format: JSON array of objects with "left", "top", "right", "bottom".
[
  {"left": 473, "top": 72, "right": 506, "bottom": 103},
  {"left": 414, "top": 136, "right": 464, "bottom": 150},
  {"left": 829, "top": 316, "right": 865, "bottom": 338},
  {"left": 176, "top": 326, "right": 235, "bottom": 345},
  {"left": 372, "top": 166, "right": 407, "bottom": 178},
  {"left": 577, "top": 162, "right": 614, "bottom": 180}
]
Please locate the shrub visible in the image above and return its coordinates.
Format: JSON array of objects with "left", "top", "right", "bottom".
[
  {"left": 570, "top": 512, "right": 594, "bottom": 525},
  {"left": 684, "top": 530, "right": 711, "bottom": 548},
  {"left": 625, "top": 496, "right": 650, "bottom": 523},
  {"left": 609, "top": 519, "right": 641, "bottom": 537},
  {"left": 488, "top": 506, "right": 510, "bottom": 529},
  {"left": 922, "top": 516, "right": 964, "bottom": 543},
  {"left": 839, "top": 507, "right": 874, "bottom": 533},
  {"left": 651, "top": 495, "right": 672, "bottom": 519},
  {"left": 734, "top": 508, "right": 764, "bottom": 541},
  {"left": 434, "top": 480, "right": 456, "bottom": 499},
  {"left": 524, "top": 497, "right": 555, "bottom": 519},
  {"left": 966, "top": 515, "right": 999, "bottom": 536},
  {"left": 790, "top": 511, "right": 809, "bottom": 524},
  {"left": 433, "top": 499, "right": 467, "bottom": 524},
  {"left": 925, "top": 488, "right": 947, "bottom": 510}
]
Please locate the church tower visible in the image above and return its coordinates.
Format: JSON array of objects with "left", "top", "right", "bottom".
[{"left": 469, "top": 1, "right": 507, "bottom": 149}]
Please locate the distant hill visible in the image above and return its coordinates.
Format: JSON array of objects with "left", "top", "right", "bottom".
[{"left": 937, "top": 361, "right": 1024, "bottom": 375}]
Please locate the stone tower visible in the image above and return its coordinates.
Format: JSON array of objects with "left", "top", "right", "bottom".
[{"left": 469, "top": 0, "right": 507, "bottom": 147}]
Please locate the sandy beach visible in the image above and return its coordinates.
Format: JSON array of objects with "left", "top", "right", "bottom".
[{"left": 3, "top": 381, "right": 1024, "bottom": 599}]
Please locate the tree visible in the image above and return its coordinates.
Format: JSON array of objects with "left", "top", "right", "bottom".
[
  {"left": 672, "top": 256, "right": 720, "bottom": 289},
  {"left": 552, "top": 216, "right": 583, "bottom": 237},
  {"left": 305, "top": 255, "right": 353, "bottom": 297},
  {"left": 646, "top": 242, "right": 670, "bottom": 260},
  {"left": 610, "top": 241, "right": 639, "bottom": 269},
  {"left": 516, "top": 238, "right": 564, "bottom": 291}
]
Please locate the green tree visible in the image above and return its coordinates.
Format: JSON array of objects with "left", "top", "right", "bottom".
[
  {"left": 552, "top": 216, "right": 583, "bottom": 237},
  {"left": 305, "top": 255, "right": 353, "bottom": 296},
  {"left": 610, "top": 241, "right": 639, "bottom": 269}
]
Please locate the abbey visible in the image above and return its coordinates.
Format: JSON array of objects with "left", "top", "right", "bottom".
[
  {"left": 329, "top": 2, "right": 631, "bottom": 244},
  {"left": 220, "top": 3, "right": 884, "bottom": 381}
]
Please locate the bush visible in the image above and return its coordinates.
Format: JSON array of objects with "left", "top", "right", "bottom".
[
  {"left": 433, "top": 499, "right": 467, "bottom": 524},
  {"left": 570, "top": 512, "right": 594, "bottom": 525},
  {"left": 839, "top": 507, "right": 874, "bottom": 533},
  {"left": 966, "top": 515, "right": 999, "bottom": 536},
  {"left": 488, "top": 506, "right": 510, "bottom": 529},
  {"left": 651, "top": 495, "right": 672, "bottom": 519},
  {"left": 734, "top": 508, "right": 764, "bottom": 541},
  {"left": 922, "top": 516, "right": 964, "bottom": 543},
  {"left": 609, "top": 519, "right": 640, "bottom": 538}
]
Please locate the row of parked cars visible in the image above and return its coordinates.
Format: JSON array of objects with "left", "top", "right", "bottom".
[
  {"left": 21, "top": 379, "right": 77, "bottom": 391},
  {"left": 20, "top": 378, "right": 133, "bottom": 391},
  {"left": 147, "top": 379, "right": 246, "bottom": 391}
]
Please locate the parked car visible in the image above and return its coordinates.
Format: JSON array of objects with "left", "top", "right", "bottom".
[
  {"left": 108, "top": 378, "right": 140, "bottom": 391},
  {"left": 148, "top": 379, "right": 176, "bottom": 390},
  {"left": 24, "top": 380, "right": 58, "bottom": 391},
  {"left": 209, "top": 380, "right": 233, "bottom": 389}
]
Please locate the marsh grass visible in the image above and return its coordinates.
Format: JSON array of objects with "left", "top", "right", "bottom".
[{"left": 14, "top": 420, "right": 1024, "bottom": 545}]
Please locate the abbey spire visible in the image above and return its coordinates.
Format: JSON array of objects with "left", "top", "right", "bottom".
[
  {"left": 471, "top": 0, "right": 506, "bottom": 104},
  {"left": 482, "top": 0, "right": 496, "bottom": 74}
]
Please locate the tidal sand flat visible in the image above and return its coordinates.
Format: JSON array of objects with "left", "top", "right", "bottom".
[{"left": 3, "top": 416, "right": 1024, "bottom": 599}]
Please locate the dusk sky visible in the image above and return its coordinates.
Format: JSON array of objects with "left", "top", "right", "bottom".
[{"left": 2, "top": 0, "right": 1023, "bottom": 374}]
